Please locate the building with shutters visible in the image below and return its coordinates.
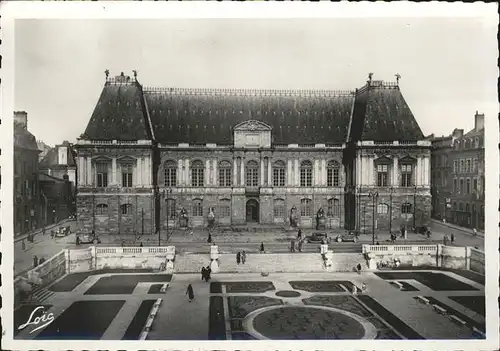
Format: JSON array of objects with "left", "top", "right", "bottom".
[
  {"left": 430, "top": 112, "right": 485, "bottom": 230},
  {"left": 74, "top": 72, "right": 431, "bottom": 236}
]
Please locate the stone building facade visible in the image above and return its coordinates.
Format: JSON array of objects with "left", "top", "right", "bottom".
[
  {"left": 14, "top": 111, "right": 42, "bottom": 234},
  {"left": 75, "top": 72, "right": 431, "bottom": 235},
  {"left": 430, "top": 112, "right": 485, "bottom": 230}
]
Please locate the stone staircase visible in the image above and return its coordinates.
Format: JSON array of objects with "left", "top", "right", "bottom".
[
  {"left": 324, "top": 253, "right": 367, "bottom": 272},
  {"left": 29, "top": 285, "right": 55, "bottom": 303},
  {"left": 174, "top": 253, "right": 211, "bottom": 273},
  {"left": 215, "top": 253, "right": 326, "bottom": 273}
]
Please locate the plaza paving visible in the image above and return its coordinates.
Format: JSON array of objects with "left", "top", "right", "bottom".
[{"left": 15, "top": 269, "right": 485, "bottom": 340}]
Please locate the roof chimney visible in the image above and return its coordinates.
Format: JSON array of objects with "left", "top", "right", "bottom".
[
  {"left": 452, "top": 128, "right": 464, "bottom": 139},
  {"left": 14, "top": 111, "right": 27, "bottom": 129},
  {"left": 474, "top": 111, "right": 485, "bottom": 132}
]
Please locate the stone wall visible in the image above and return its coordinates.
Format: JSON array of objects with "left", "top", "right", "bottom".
[
  {"left": 68, "top": 247, "right": 94, "bottom": 272},
  {"left": 94, "top": 247, "right": 168, "bottom": 270},
  {"left": 440, "top": 245, "right": 468, "bottom": 270},
  {"left": 27, "top": 250, "right": 67, "bottom": 286},
  {"left": 469, "top": 247, "right": 485, "bottom": 274},
  {"left": 77, "top": 193, "right": 154, "bottom": 235}
]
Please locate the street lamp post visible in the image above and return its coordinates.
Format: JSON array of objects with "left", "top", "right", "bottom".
[
  {"left": 389, "top": 187, "right": 394, "bottom": 235},
  {"left": 157, "top": 188, "right": 166, "bottom": 247},
  {"left": 369, "top": 191, "right": 379, "bottom": 245},
  {"left": 413, "top": 185, "right": 417, "bottom": 229},
  {"left": 165, "top": 188, "right": 172, "bottom": 242}
]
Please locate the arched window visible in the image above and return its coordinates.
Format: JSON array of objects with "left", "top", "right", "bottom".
[
  {"left": 166, "top": 198, "right": 176, "bottom": 219},
  {"left": 401, "top": 203, "right": 412, "bottom": 214},
  {"left": 273, "top": 198, "right": 285, "bottom": 219},
  {"left": 218, "top": 161, "right": 232, "bottom": 187},
  {"left": 96, "top": 162, "right": 109, "bottom": 187},
  {"left": 466, "top": 159, "right": 471, "bottom": 173},
  {"left": 164, "top": 160, "right": 177, "bottom": 187},
  {"left": 327, "top": 198, "right": 340, "bottom": 217},
  {"left": 300, "top": 160, "right": 313, "bottom": 187},
  {"left": 466, "top": 179, "right": 471, "bottom": 194},
  {"left": 96, "top": 203, "right": 108, "bottom": 215},
  {"left": 120, "top": 204, "right": 132, "bottom": 215},
  {"left": 192, "top": 198, "right": 203, "bottom": 217},
  {"left": 460, "top": 178, "right": 464, "bottom": 193},
  {"left": 460, "top": 160, "right": 464, "bottom": 173},
  {"left": 246, "top": 160, "right": 259, "bottom": 186},
  {"left": 191, "top": 160, "right": 204, "bottom": 187},
  {"left": 327, "top": 161, "right": 340, "bottom": 187},
  {"left": 377, "top": 203, "right": 389, "bottom": 214},
  {"left": 273, "top": 161, "right": 286, "bottom": 187},
  {"left": 300, "top": 198, "right": 313, "bottom": 217},
  {"left": 121, "top": 163, "right": 133, "bottom": 188},
  {"left": 219, "top": 198, "right": 230, "bottom": 217},
  {"left": 453, "top": 178, "right": 458, "bottom": 192}
]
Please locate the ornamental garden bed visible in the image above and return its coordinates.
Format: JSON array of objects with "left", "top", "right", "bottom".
[
  {"left": 224, "top": 281, "right": 275, "bottom": 293},
  {"left": 289, "top": 280, "right": 354, "bottom": 293},
  {"left": 227, "top": 296, "right": 283, "bottom": 319},
  {"left": 425, "top": 296, "right": 485, "bottom": 334},
  {"left": 303, "top": 295, "right": 372, "bottom": 318},
  {"left": 208, "top": 296, "right": 226, "bottom": 340}
]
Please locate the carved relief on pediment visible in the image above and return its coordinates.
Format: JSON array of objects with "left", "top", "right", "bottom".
[{"left": 234, "top": 120, "right": 272, "bottom": 132}]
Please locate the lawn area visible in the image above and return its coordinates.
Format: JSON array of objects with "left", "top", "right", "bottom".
[
  {"left": 425, "top": 296, "right": 485, "bottom": 334},
  {"left": 36, "top": 300, "right": 125, "bottom": 339},
  {"left": 303, "top": 295, "right": 372, "bottom": 318},
  {"left": 448, "top": 295, "right": 485, "bottom": 316},
  {"left": 227, "top": 296, "right": 283, "bottom": 319},
  {"left": 122, "top": 300, "right": 156, "bottom": 340},
  {"left": 374, "top": 272, "right": 478, "bottom": 291},
  {"left": 50, "top": 268, "right": 154, "bottom": 292},
  {"left": 289, "top": 280, "right": 354, "bottom": 293},
  {"left": 357, "top": 295, "right": 424, "bottom": 339},
  {"left": 84, "top": 274, "right": 172, "bottom": 295},
  {"left": 148, "top": 284, "right": 163, "bottom": 294},
  {"left": 208, "top": 296, "right": 226, "bottom": 340},
  {"left": 14, "top": 304, "right": 52, "bottom": 336}
]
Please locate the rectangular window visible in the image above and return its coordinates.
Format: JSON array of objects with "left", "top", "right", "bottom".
[
  {"left": 219, "top": 203, "right": 230, "bottom": 217},
  {"left": 166, "top": 199, "right": 176, "bottom": 219},
  {"left": 376, "top": 164, "right": 389, "bottom": 187},
  {"left": 192, "top": 200, "right": 203, "bottom": 217},
  {"left": 121, "top": 164, "right": 133, "bottom": 188},
  {"left": 460, "top": 160, "right": 464, "bottom": 173},
  {"left": 219, "top": 168, "right": 232, "bottom": 187},
  {"left": 300, "top": 168, "right": 312, "bottom": 187},
  {"left": 273, "top": 168, "right": 285, "bottom": 187},
  {"left": 473, "top": 158, "right": 478, "bottom": 173},
  {"left": 453, "top": 160, "right": 458, "bottom": 173},
  {"left": 192, "top": 168, "right": 204, "bottom": 187},
  {"left": 400, "top": 164, "right": 413, "bottom": 187},
  {"left": 164, "top": 168, "right": 177, "bottom": 187},
  {"left": 96, "top": 163, "right": 108, "bottom": 187},
  {"left": 466, "top": 159, "right": 471, "bottom": 173},
  {"left": 327, "top": 168, "right": 340, "bottom": 187},
  {"left": 273, "top": 200, "right": 285, "bottom": 218},
  {"left": 460, "top": 179, "right": 464, "bottom": 194},
  {"left": 246, "top": 168, "right": 259, "bottom": 187},
  {"left": 454, "top": 178, "right": 458, "bottom": 193},
  {"left": 473, "top": 178, "right": 478, "bottom": 191},
  {"left": 300, "top": 199, "right": 313, "bottom": 217},
  {"left": 466, "top": 179, "right": 471, "bottom": 194}
]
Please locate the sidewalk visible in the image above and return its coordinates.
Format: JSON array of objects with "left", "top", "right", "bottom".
[
  {"left": 429, "top": 219, "right": 484, "bottom": 238},
  {"left": 15, "top": 218, "right": 74, "bottom": 243}
]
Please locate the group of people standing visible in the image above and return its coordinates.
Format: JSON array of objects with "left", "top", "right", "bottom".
[
  {"left": 201, "top": 265, "right": 212, "bottom": 282},
  {"left": 236, "top": 251, "right": 247, "bottom": 264}
]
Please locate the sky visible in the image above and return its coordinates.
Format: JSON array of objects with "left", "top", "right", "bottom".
[{"left": 15, "top": 17, "right": 498, "bottom": 147}]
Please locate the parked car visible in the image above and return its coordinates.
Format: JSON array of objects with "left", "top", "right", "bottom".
[
  {"left": 413, "top": 225, "right": 429, "bottom": 234},
  {"left": 334, "top": 232, "right": 358, "bottom": 243},
  {"left": 77, "top": 233, "right": 101, "bottom": 244},
  {"left": 306, "top": 232, "right": 329, "bottom": 243},
  {"left": 55, "top": 226, "right": 71, "bottom": 238}
]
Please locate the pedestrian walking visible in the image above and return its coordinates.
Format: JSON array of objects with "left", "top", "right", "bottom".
[
  {"left": 473, "top": 228, "right": 477, "bottom": 237},
  {"left": 352, "top": 284, "right": 358, "bottom": 295},
  {"left": 205, "top": 266, "right": 211, "bottom": 282},
  {"left": 42, "top": 227, "right": 46, "bottom": 236},
  {"left": 290, "top": 239, "right": 296, "bottom": 253},
  {"left": 33, "top": 255, "right": 38, "bottom": 268},
  {"left": 451, "top": 233, "right": 455, "bottom": 244},
  {"left": 443, "top": 234, "right": 449, "bottom": 246},
  {"left": 260, "top": 242, "right": 265, "bottom": 253},
  {"left": 207, "top": 232, "right": 212, "bottom": 243},
  {"left": 51, "top": 230, "right": 55, "bottom": 239},
  {"left": 186, "top": 284, "right": 195, "bottom": 302},
  {"left": 21, "top": 240, "right": 26, "bottom": 251},
  {"left": 201, "top": 266, "right": 206, "bottom": 280},
  {"left": 298, "top": 240, "right": 303, "bottom": 252},
  {"left": 356, "top": 263, "right": 362, "bottom": 274},
  {"left": 297, "top": 229, "right": 302, "bottom": 240},
  {"left": 361, "top": 282, "right": 367, "bottom": 294},
  {"left": 39, "top": 257, "right": 45, "bottom": 265},
  {"left": 140, "top": 242, "right": 143, "bottom": 247},
  {"left": 242, "top": 251, "right": 247, "bottom": 264},
  {"left": 236, "top": 252, "right": 241, "bottom": 265}
]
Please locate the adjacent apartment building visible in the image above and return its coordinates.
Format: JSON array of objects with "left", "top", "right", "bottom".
[{"left": 430, "top": 111, "right": 485, "bottom": 230}]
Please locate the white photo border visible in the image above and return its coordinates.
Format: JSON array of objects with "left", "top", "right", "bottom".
[{"left": 1, "top": 2, "right": 498, "bottom": 351}]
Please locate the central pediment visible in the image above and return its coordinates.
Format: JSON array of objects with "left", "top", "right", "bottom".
[
  {"left": 234, "top": 120, "right": 272, "bottom": 132},
  {"left": 233, "top": 120, "right": 272, "bottom": 148}
]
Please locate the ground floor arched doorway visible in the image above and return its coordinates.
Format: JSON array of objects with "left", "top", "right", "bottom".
[{"left": 246, "top": 199, "right": 259, "bottom": 223}]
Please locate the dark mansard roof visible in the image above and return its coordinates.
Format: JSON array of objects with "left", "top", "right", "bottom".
[
  {"left": 82, "top": 76, "right": 424, "bottom": 144},
  {"left": 14, "top": 123, "right": 39, "bottom": 151}
]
